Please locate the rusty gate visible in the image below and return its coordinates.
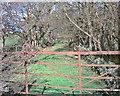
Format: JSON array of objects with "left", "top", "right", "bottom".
[{"left": 1, "top": 43, "right": 120, "bottom": 95}]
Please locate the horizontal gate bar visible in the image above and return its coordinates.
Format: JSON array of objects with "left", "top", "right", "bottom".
[
  {"left": 3, "top": 80, "right": 76, "bottom": 90},
  {"left": 2, "top": 51, "right": 120, "bottom": 55},
  {"left": 4, "top": 61, "right": 120, "bottom": 67},
  {"left": 28, "top": 62, "right": 120, "bottom": 67},
  {"left": 3, "top": 80, "right": 120, "bottom": 91},
  {"left": 82, "top": 88, "right": 120, "bottom": 91},
  {"left": 2, "top": 71, "right": 120, "bottom": 79}
]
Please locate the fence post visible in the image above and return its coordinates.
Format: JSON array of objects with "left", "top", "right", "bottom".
[
  {"left": 23, "top": 48, "right": 28, "bottom": 95},
  {"left": 78, "top": 46, "right": 82, "bottom": 95}
]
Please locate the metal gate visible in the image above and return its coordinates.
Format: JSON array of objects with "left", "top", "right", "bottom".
[{"left": 1, "top": 43, "right": 120, "bottom": 95}]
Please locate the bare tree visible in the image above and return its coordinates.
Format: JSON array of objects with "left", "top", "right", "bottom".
[{"left": 63, "top": 2, "right": 119, "bottom": 52}]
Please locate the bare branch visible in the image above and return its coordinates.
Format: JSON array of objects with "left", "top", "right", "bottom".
[{"left": 64, "top": 10, "right": 100, "bottom": 44}]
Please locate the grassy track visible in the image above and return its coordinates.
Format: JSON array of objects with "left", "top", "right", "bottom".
[
  {"left": 3, "top": 37, "right": 104, "bottom": 95},
  {"left": 18, "top": 43, "right": 103, "bottom": 95}
]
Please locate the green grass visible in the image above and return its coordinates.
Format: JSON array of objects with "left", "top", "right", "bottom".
[
  {"left": 18, "top": 43, "right": 104, "bottom": 95},
  {"left": 5, "top": 35, "right": 21, "bottom": 46},
  {"left": 5, "top": 42, "right": 104, "bottom": 95}
]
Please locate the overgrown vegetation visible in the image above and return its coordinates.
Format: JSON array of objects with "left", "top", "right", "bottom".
[{"left": 1, "top": 2, "right": 119, "bottom": 95}]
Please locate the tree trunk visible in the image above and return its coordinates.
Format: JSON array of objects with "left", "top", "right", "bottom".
[
  {"left": 1, "top": 31, "right": 5, "bottom": 52},
  {"left": 85, "top": 4, "right": 93, "bottom": 50}
]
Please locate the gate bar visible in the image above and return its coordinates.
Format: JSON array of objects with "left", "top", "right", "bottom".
[
  {"left": 2, "top": 51, "right": 120, "bottom": 55},
  {"left": 2, "top": 71, "right": 120, "bottom": 79},
  {"left": 3, "top": 61, "right": 120, "bottom": 67},
  {"left": 3, "top": 80, "right": 120, "bottom": 91}
]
